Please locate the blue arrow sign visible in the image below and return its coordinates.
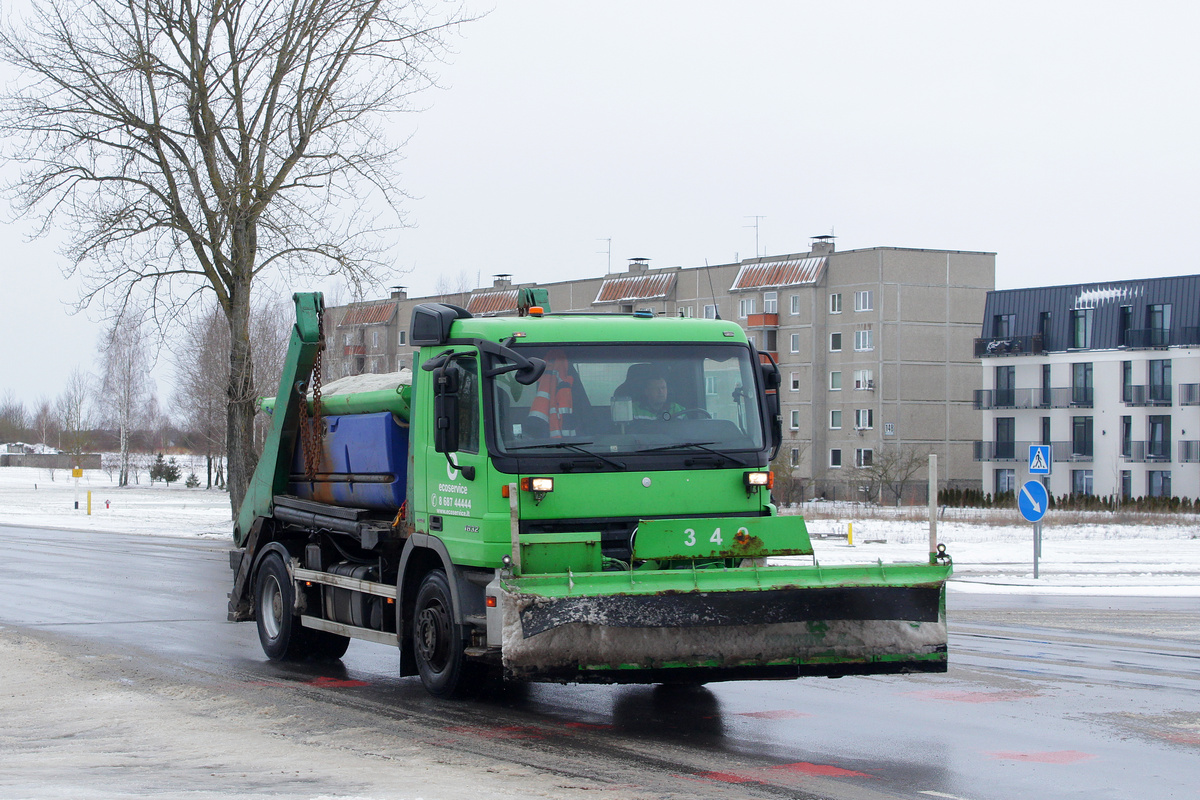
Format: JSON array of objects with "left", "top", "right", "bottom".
[
  {"left": 1018, "top": 480, "right": 1049, "bottom": 523},
  {"left": 1029, "top": 445, "right": 1051, "bottom": 475}
]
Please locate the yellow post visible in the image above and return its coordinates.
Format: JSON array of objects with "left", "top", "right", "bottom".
[
  {"left": 848, "top": 522, "right": 854, "bottom": 546},
  {"left": 87, "top": 491, "right": 92, "bottom": 515}
]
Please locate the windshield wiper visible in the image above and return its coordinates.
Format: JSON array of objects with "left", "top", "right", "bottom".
[
  {"left": 509, "top": 441, "right": 627, "bottom": 470},
  {"left": 636, "top": 441, "right": 748, "bottom": 466}
]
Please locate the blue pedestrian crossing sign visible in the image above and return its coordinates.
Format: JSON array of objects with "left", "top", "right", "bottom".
[
  {"left": 1029, "top": 445, "right": 1051, "bottom": 475},
  {"left": 1019, "top": 480, "right": 1049, "bottom": 523}
]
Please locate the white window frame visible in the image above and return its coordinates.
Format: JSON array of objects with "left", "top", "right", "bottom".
[
  {"left": 830, "top": 332, "right": 842, "bottom": 352},
  {"left": 372, "top": 329, "right": 380, "bottom": 348},
  {"left": 855, "top": 290, "right": 873, "bottom": 312},
  {"left": 705, "top": 376, "right": 718, "bottom": 395},
  {"left": 703, "top": 304, "right": 718, "bottom": 319},
  {"left": 830, "top": 409, "right": 842, "bottom": 430},
  {"left": 790, "top": 371, "right": 800, "bottom": 391},
  {"left": 763, "top": 291, "right": 778, "bottom": 314},
  {"left": 854, "top": 329, "right": 873, "bottom": 351},
  {"left": 790, "top": 409, "right": 800, "bottom": 430},
  {"left": 677, "top": 306, "right": 694, "bottom": 318},
  {"left": 855, "top": 408, "right": 874, "bottom": 430},
  {"left": 829, "top": 448, "right": 842, "bottom": 468},
  {"left": 853, "top": 369, "right": 874, "bottom": 390},
  {"left": 790, "top": 333, "right": 800, "bottom": 353},
  {"left": 398, "top": 329, "right": 407, "bottom": 346},
  {"left": 790, "top": 294, "right": 800, "bottom": 315},
  {"left": 829, "top": 293, "right": 842, "bottom": 314},
  {"left": 855, "top": 448, "right": 874, "bottom": 467},
  {"left": 790, "top": 448, "right": 800, "bottom": 467},
  {"left": 739, "top": 297, "right": 756, "bottom": 318},
  {"left": 829, "top": 371, "right": 842, "bottom": 391}
]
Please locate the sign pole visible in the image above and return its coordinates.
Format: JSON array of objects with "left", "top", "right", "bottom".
[
  {"left": 1033, "top": 521, "right": 1040, "bottom": 579},
  {"left": 928, "top": 454, "right": 938, "bottom": 564}
]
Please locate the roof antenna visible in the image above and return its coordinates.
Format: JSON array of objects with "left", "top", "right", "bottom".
[{"left": 705, "top": 259, "right": 721, "bottom": 320}]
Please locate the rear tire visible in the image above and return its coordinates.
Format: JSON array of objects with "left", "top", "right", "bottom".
[
  {"left": 255, "top": 552, "right": 350, "bottom": 661},
  {"left": 412, "top": 569, "right": 478, "bottom": 697}
]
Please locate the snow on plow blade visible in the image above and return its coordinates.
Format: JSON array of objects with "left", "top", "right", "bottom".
[{"left": 499, "top": 562, "right": 950, "bottom": 683}]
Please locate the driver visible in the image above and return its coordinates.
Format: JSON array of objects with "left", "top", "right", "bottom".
[{"left": 633, "top": 372, "right": 686, "bottom": 421}]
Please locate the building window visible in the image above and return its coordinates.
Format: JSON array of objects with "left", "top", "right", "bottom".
[
  {"left": 996, "top": 417, "right": 1015, "bottom": 460},
  {"left": 372, "top": 329, "right": 380, "bottom": 348},
  {"left": 344, "top": 332, "right": 353, "bottom": 346},
  {"left": 790, "top": 333, "right": 800, "bottom": 353},
  {"left": 1147, "top": 303, "right": 1172, "bottom": 345},
  {"left": 1121, "top": 415, "right": 1132, "bottom": 457},
  {"left": 763, "top": 292, "right": 778, "bottom": 314},
  {"left": 790, "top": 294, "right": 801, "bottom": 315},
  {"left": 830, "top": 332, "right": 842, "bottom": 352},
  {"left": 1122, "top": 360, "right": 1133, "bottom": 402},
  {"left": 1039, "top": 311, "right": 1052, "bottom": 347},
  {"left": 830, "top": 371, "right": 842, "bottom": 391},
  {"left": 677, "top": 306, "right": 694, "bottom": 318},
  {"left": 1041, "top": 364, "right": 1052, "bottom": 407},
  {"left": 1119, "top": 305, "right": 1133, "bottom": 346},
  {"left": 790, "top": 410, "right": 800, "bottom": 430},
  {"left": 854, "top": 329, "right": 873, "bottom": 351},
  {"left": 398, "top": 330, "right": 407, "bottom": 346},
  {"left": 829, "top": 293, "right": 842, "bottom": 314},
  {"left": 703, "top": 304, "right": 718, "bottom": 319},
  {"left": 1148, "top": 415, "right": 1171, "bottom": 460},
  {"left": 855, "top": 448, "right": 873, "bottom": 467},
  {"left": 1070, "top": 308, "right": 1093, "bottom": 349},
  {"left": 1149, "top": 359, "right": 1172, "bottom": 404},
  {"left": 854, "top": 369, "right": 874, "bottom": 390},
  {"left": 790, "top": 448, "right": 800, "bottom": 467},
  {"left": 1072, "top": 416, "right": 1093, "bottom": 458},
  {"left": 992, "top": 313, "right": 1015, "bottom": 338},
  {"left": 1071, "top": 469, "right": 1094, "bottom": 496},
  {"left": 830, "top": 409, "right": 842, "bottom": 430},
  {"left": 830, "top": 449, "right": 842, "bottom": 468},
  {"left": 854, "top": 290, "right": 873, "bottom": 312},
  {"left": 1148, "top": 470, "right": 1171, "bottom": 498},
  {"left": 995, "top": 364, "right": 1015, "bottom": 407},
  {"left": 1121, "top": 470, "right": 1132, "bottom": 500},
  {"left": 1071, "top": 362, "right": 1093, "bottom": 405},
  {"left": 705, "top": 376, "right": 718, "bottom": 396},
  {"left": 738, "top": 298, "right": 756, "bottom": 318},
  {"left": 995, "top": 468, "right": 1016, "bottom": 494},
  {"left": 1041, "top": 416, "right": 1051, "bottom": 446},
  {"left": 855, "top": 408, "right": 874, "bottom": 430},
  {"left": 790, "top": 372, "right": 800, "bottom": 391},
  {"left": 762, "top": 329, "right": 778, "bottom": 353}
]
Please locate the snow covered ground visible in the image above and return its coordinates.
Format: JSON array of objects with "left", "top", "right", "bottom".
[{"left": 1, "top": 465, "right": 1198, "bottom": 596}]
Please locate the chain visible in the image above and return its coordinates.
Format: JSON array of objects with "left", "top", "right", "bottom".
[{"left": 298, "top": 307, "right": 326, "bottom": 481}]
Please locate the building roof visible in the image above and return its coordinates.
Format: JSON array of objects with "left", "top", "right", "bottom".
[
  {"left": 593, "top": 272, "right": 677, "bottom": 304},
  {"left": 466, "top": 289, "right": 519, "bottom": 316},
  {"left": 337, "top": 302, "right": 397, "bottom": 326},
  {"left": 731, "top": 257, "right": 826, "bottom": 291}
]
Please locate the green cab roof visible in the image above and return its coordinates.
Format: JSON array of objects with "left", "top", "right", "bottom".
[{"left": 447, "top": 313, "right": 749, "bottom": 345}]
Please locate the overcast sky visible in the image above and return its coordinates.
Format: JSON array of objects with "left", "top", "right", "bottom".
[{"left": 4, "top": 1, "right": 1199, "bottom": 408}]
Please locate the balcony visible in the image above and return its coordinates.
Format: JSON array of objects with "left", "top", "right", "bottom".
[
  {"left": 974, "top": 386, "right": 1092, "bottom": 410},
  {"left": 1123, "top": 384, "right": 1172, "bottom": 407},
  {"left": 1124, "top": 440, "right": 1172, "bottom": 463},
  {"left": 1180, "top": 384, "right": 1200, "bottom": 405},
  {"left": 973, "top": 440, "right": 1037, "bottom": 462},
  {"left": 745, "top": 313, "right": 779, "bottom": 328},
  {"left": 975, "top": 334, "right": 1044, "bottom": 358},
  {"left": 343, "top": 345, "right": 366, "bottom": 356},
  {"left": 1179, "top": 441, "right": 1200, "bottom": 463},
  {"left": 1051, "top": 440, "right": 1093, "bottom": 462},
  {"left": 1122, "top": 327, "right": 1200, "bottom": 348}
]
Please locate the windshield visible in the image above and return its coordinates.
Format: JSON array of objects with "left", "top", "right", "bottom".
[{"left": 491, "top": 343, "right": 765, "bottom": 457}]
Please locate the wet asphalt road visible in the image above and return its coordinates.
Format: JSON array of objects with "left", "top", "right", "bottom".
[{"left": 1, "top": 523, "right": 1197, "bottom": 799}]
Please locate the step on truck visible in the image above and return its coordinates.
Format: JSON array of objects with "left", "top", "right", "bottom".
[{"left": 228, "top": 291, "right": 952, "bottom": 697}]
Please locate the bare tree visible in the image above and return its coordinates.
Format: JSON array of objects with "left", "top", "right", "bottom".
[
  {"left": 32, "top": 397, "right": 60, "bottom": 449},
  {"left": 1, "top": 0, "right": 463, "bottom": 515},
  {"left": 856, "top": 444, "right": 929, "bottom": 506},
  {"left": 98, "top": 314, "right": 153, "bottom": 485},
  {"left": 770, "top": 438, "right": 809, "bottom": 507},
  {"left": 56, "top": 367, "right": 93, "bottom": 459},
  {"left": 0, "top": 390, "right": 29, "bottom": 442}
]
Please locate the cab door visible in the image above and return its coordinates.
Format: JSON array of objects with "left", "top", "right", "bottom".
[{"left": 425, "top": 352, "right": 488, "bottom": 552}]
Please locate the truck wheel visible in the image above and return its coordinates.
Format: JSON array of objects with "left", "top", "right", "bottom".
[
  {"left": 256, "top": 552, "right": 303, "bottom": 660},
  {"left": 413, "top": 570, "right": 475, "bottom": 697}
]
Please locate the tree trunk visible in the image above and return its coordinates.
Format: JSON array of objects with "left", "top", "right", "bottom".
[{"left": 225, "top": 279, "right": 257, "bottom": 518}]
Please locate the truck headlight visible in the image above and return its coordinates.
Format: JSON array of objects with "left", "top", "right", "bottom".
[
  {"left": 521, "top": 477, "right": 554, "bottom": 493},
  {"left": 744, "top": 471, "right": 773, "bottom": 490}
]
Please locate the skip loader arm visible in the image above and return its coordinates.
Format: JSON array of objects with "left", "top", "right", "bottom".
[{"left": 228, "top": 292, "right": 324, "bottom": 620}]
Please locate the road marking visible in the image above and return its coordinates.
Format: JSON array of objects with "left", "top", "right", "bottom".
[
  {"left": 736, "top": 709, "right": 813, "bottom": 719},
  {"left": 986, "top": 750, "right": 1095, "bottom": 764},
  {"left": 905, "top": 690, "right": 1039, "bottom": 703},
  {"left": 921, "top": 792, "right": 978, "bottom": 800}
]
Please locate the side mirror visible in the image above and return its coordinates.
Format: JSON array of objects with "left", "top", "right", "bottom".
[{"left": 433, "top": 366, "right": 460, "bottom": 454}]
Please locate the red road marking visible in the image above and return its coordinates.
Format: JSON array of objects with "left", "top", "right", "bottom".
[
  {"left": 562, "top": 721, "right": 615, "bottom": 730},
  {"left": 1157, "top": 732, "right": 1200, "bottom": 745},
  {"left": 987, "top": 750, "right": 1095, "bottom": 764},
  {"left": 907, "top": 690, "right": 1039, "bottom": 703},
  {"left": 694, "top": 760, "right": 872, "bottom": 784},
  {"left": 737, "top": 710, "right": 814, "bottom": 719},
  {"left": 773, "top": 762, "right": 871, "bottom": 778},
  {"left": 305, "top": 676, "right": 369, "bottom": 688},
  {"left": 442, "top": 724, "right": 546, "bottom": 740},
  {"left": 694, "top": 771, "right": 757, "bottom": 784}
]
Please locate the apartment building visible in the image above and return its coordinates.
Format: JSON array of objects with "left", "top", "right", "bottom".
[
  {"left": 324, "top": 238, "right": 994, "bottom": 500},
  {"left": 976, "top": 276, "right": 1200, "bottom": 500}
]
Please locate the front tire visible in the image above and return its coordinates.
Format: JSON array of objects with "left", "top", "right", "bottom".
[{"left": 412, "top": 570, "right": 477, "bottom": 697}]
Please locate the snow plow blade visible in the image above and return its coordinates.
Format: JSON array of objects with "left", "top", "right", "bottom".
[{"left": 498, "top": 562, "right": 950, "bottom": 683}]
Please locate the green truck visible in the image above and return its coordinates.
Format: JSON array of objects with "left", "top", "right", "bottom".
[{"left": 228, "top": 292, "right": 951, "bottom": 696}]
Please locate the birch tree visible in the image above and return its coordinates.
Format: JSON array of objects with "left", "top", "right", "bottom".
[
  {"left": 1, "top": 0, "right": 462, "bottom": 515},
  {"left": 98, "top": 315, "right": 153, "bottom": 485}
]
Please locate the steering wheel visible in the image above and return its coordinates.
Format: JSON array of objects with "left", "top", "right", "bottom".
[{"left": 680, "top": 408, "right": 712, "bottom": 420}]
